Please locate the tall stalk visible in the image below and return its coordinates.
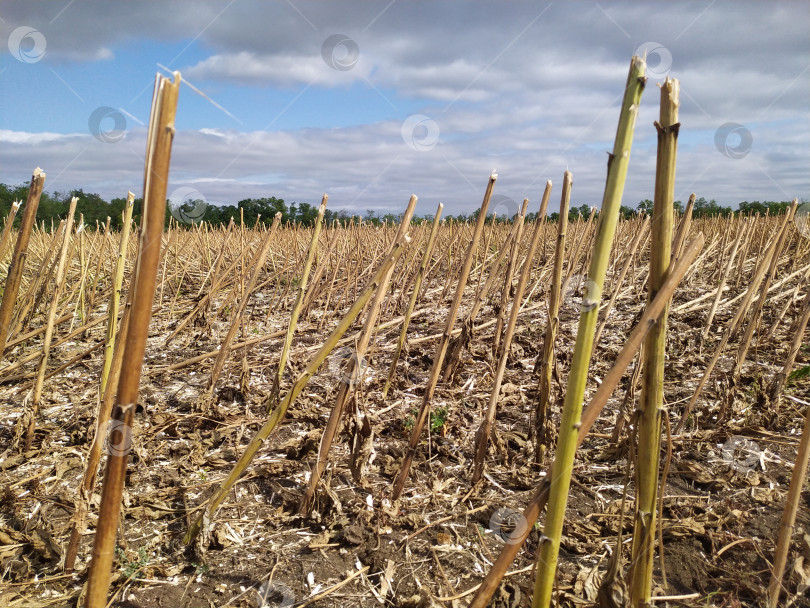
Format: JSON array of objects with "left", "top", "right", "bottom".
[
  {"left": 0, "top": 168, "right": 46, "bottom": 357},
  {"left": 532, "top": 56, "right": 646, "bottom": 608},
  {"left": 471, "top": 234, "right": 703, "bottom": 608},
  {"left": 100, "top": 192, "right": 135, "bottom": 400},
  {"left": 768, "top": 401, "right": 810, "bottom": 607},
  {"left": 23, "top": 196, "right": 78, "bottom": 450},
  {"left": 628, "top": 77, "right": 679, "bottom": 605},
  {"left": 474, "top": 184, "right": 552, "bottom": 482},
  {"left": 382, "top": 202, "right": 443, "bottom": 398},
  {"left": 268, "top": 195, "right": 327, "bottom": 409},
  {"left": 298, "top": 195, "right": 417, "bottom": 514},
  {"left": 535, "top": 173, "right": 571, "bottom": 464},
  {"left": 392, "top": 173, "right": 497, "bottom": 500},
  {"left": 85, "top": 71, "right": 180, "bottom": 608}
]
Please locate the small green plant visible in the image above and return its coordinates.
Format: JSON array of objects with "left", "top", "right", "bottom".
[
  {"left": 788, "top": 364, "right": 810, "bottom": 384},
  {"left": 430, "top": 407, "right": 448, "bottom": 433},
  {"left": 116, "top": 546, "right": 149, "bottom": 579},
  {"left": 197, "top": 468, "right": 208, "bottom": 481},
  {"left": 403, "top": 408, "right": 417, "bottom": 431}
]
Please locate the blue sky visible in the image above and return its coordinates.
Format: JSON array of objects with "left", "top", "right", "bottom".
[{"left": 1, "top": 1, "right": 808, "bottom": 218}]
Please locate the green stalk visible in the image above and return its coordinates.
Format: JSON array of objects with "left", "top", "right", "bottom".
[
  {"left": 268, "top": 195, "right": 327, "bottom": 409},
  {"left": 532, "top": 56, "right": 646, "bottom": 608},
  {"left": 471, "top": 234, "right": 703, "bottom": 608},
  {"left": 185, "top": 234, "right": 409, "bottom": 544},
  {"left": 628, "top": 77, "right": 679, "bottom": 605},
  {"left": 382, "top": 202, "right": 443, "bottom": 398},
  {"left": 100, "top": 192, "right": 135, "bottom": 401}
]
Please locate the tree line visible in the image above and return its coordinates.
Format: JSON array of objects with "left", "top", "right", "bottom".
[{"left": 0, "top": 182, "right": 796, "bottom": 230}]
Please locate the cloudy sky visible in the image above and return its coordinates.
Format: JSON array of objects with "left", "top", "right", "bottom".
[{"left": 1, "top": 1, "right": 808, "bottom": 217}]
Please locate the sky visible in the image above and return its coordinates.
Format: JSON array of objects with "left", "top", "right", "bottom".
[{"left": 1, "top": 1, "right": 808, "bottom": 219}]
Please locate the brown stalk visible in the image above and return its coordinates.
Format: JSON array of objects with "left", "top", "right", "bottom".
[
  {"left": 392, "top": 173, "right": 497, "bottom": 500},
  {"left": 492, "top": 198, "right": 530, "bottom": 359},
  {"left": 198, "top": 212, "right": 281, "bottom": 411},
  {"left": 298, "top": 195, "right": 417, "bottom": 514},
  {"left": 0, "top": 200, "right": 21, "bottom": 262},
  {"left": 535, "top": 174, "right": 571, "bottom": 464},
  {"left": 23, "top": 196, "right": 78, "bottom": 451},
  {"left": 0, "top": 168, "right": 46, "bottom": 357},
  {"left": 473, "top": 184, "right": 552, "bottom": 482},
  {"left": 768, "top": 399, "right": 810, "bottom": 607},
  {"left": 85, "top": 71, "right": 180, "bottom": 608}
]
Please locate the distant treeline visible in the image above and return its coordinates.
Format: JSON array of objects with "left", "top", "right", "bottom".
[{"left": 0, "top": 182, "right": 796, "bottom": 230}]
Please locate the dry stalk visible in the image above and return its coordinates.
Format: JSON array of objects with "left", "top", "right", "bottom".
[
  {"left": 0, "top": 168, "right": 46, "bottom": 357},
  {"left": 268, "top": 195, "right": 328, "bottom": 409},
  {"left": 100, "top": 192, "right": 135, "bottom": 400},
  {"left": 535, "top": 173, "right": 571, "bottom": 464},
  {"left": 473, "top": 184, "right": 552, "bottom": 482},
  {"left": 184, "top": 234, "right": 410, "bottom": 544},
  {"left": 382, "top": 202, "right": 444, "bottom": 398},
  {"left": 23, "top": 196, "right": 78, "bottom": 451},
  {"left": 391, "top": 173, "right": 497, "bottom": 500},
  {"left": 85, "top": 71, "right": 180, "bottom": 608}
]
